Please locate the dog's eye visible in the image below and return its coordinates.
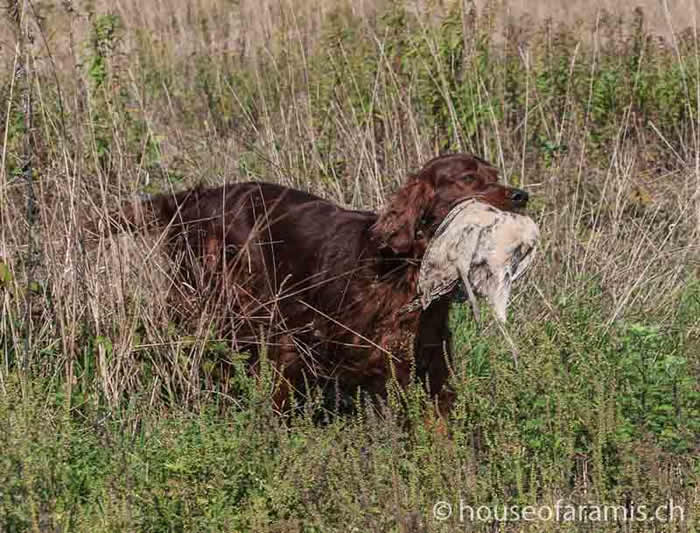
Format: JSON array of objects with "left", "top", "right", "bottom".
[{"left": 419, "top": 214, "right": 434, "bottom": 230}]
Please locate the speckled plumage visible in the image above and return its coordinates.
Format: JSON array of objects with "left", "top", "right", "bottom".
[{"left": 418, "top": 200, "right": 539, "bottom": 322}]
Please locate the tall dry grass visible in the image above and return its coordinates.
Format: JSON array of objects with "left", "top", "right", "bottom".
[{"left": 0, "top": 0, "right": 699, "bottom": 404}]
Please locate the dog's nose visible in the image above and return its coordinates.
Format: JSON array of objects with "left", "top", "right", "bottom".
[{"left": 510, "top": 188, "right": 529, "bottom": 207}]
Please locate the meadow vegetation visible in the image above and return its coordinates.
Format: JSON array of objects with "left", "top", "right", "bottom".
[{"left": 0, "top": 0, "right": 699, "bottom": 531}]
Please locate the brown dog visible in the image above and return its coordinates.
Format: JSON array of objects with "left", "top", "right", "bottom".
[{"left": 91, "top": 153, "right": 529, "bottom": 413}]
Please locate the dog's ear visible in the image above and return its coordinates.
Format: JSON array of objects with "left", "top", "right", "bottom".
[{"left": 371, "top": 178, "right": 434, "bottom": 255}]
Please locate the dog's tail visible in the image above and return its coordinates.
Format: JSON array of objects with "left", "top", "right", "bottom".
[{"left": 83, "top": 187, "right": 204, "bottom": 241}]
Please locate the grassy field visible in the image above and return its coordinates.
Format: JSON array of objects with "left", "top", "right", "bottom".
[{"left": 1, "top": 0, "right": 699, "bottom": 531}]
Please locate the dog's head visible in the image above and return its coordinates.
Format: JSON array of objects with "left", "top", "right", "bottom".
[{"left": 371, "top": 153, "right": 529, "bottom": 256}]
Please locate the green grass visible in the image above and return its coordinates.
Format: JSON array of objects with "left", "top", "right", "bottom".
[
  {"left": 1, "top": 282, "right": 697, "bottom": 531},
  {"left": 0, "top": 0, "right": 699, "bottom": 530}
]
